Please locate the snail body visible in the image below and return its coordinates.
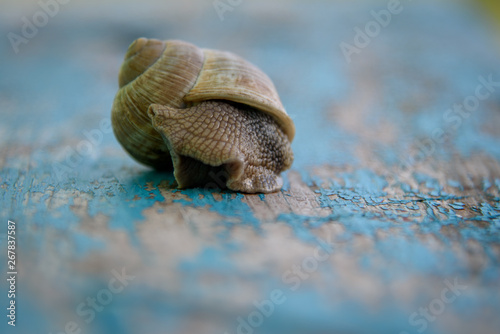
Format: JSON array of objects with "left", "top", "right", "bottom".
[{"left": 111, "top": 38, "right": 294, "bottom": 193}]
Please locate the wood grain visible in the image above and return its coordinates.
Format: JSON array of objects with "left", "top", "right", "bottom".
[{"left": 0, "top": 1, "right": 499, "bottom": 334}]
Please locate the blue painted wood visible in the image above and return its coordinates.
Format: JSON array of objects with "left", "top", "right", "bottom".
[{"left": 1, "top": 1, "right": 499, "bottom": 334}]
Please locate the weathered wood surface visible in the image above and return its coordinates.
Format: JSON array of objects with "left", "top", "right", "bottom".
[{"left": 1, "top": 1, "right": 500, "bottom": 334}]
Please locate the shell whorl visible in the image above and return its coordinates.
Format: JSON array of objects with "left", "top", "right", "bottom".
[
  {"left": 112, "top": 39, "right": 204, "bottom": 169},
  {"left": 118, "top": 38, "right": 166, "bottom": 88}
]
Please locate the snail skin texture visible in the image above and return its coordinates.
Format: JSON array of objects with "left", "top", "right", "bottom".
[{"left": 111, "top": 38, "right": 295, "bottom": 193}]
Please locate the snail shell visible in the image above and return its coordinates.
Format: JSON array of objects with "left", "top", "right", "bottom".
[{"left": 111, "top": 38, "right": 295, "bottom": 193}]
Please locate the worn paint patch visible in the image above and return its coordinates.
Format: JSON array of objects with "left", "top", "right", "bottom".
[{"left": 1, "top": 1, "right": 500, "bottom": 334}]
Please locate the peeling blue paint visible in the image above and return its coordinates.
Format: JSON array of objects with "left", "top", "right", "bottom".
[
  {"left": 175, "top": 190, "right": 262, "bottom": 231},
  {"left": 1, "top": 1, "right": 500, "bottom": 334}
]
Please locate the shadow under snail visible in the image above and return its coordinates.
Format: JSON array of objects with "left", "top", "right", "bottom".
[{"left": 111, "top": 38, "right": 295, "bottom": 193}]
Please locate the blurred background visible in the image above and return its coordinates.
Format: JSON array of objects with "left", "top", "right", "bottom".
[{"left": 1, "top": 1, "right": 500, "bottom": 334}]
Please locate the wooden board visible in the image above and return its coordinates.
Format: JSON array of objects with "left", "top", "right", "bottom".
[{"left": 1, "top": 1, "right": 499, "bottom": 334}]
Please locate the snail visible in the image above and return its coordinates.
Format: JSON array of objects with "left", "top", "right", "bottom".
[{"left": 111, "top": 38, "right": 295, "bottom": 193}]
